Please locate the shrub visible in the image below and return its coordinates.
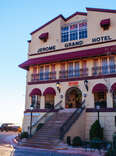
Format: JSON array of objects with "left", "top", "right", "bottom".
[
  {"left": 72, "top": 136, "right": 82, "bottom": 146},
  {"left": 89, "top": 120, "right": 103, "bottom": 140},
  {"left": 67, "top": 136, "right": 71, "bottom": 145},
  {"left": 20, "top": 132, "right": 29, "bottom": 139}
]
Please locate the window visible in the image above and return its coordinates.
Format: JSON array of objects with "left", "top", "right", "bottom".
[
  {"left": 109, "top": 56, "right": 115, "bottom": 73},
  {"left": 68, "top": 63, "right": 73, "bottom": 78},
  {"left": 75, "top": 62, "right": 80, "bottom": 77},
  {"left": 45, "top": 95, "right": 54, "bottom": 109},
  {"left": 33, "top": 66, "right": 37, "bottom": 74},
  {"left": 61, "top": 26, "right": 69, "bottom": 42},
  {"left": 113, "top": 91, "right": 116, "bottom": 108},
  {"left": 51, "top": 64, "right": 56, "bottom": 79},
  {"left": 102, "top": 58, "right": 108, "bottom": 74},
  {"left": 40, "top": 66, "right": 44, "bottom": 80},
  {"left": 82, "top": 60, "right": 87, "bottom": 76},
  {"left": 115, "top": 116, "right": 116, "bottom": 127},
  {"left": 60, "top": 63, "right": 66, "bottom": 79},
  {"left": 45, "top": 65, "right": 49, "bottom": 80},
  {"left": 31, "top": 95, "right": 40, "bottom": 109},
  {"left": 79, "top": 22, "right": 87, "bottom": 39},
  {"left": 94, "top": 92, "right": 107, "bottom": 108},
  {"left": 70, "top": 24, "right": 78, "bottom": 41},
  {"left": 93, "top": 59, "right": 98, "bottom": 75},
  {"left": 61, "top": 20, "right": 87, "bottom": 42}
]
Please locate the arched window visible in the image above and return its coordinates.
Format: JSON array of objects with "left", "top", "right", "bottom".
[
  {"left": 29, "top": 88, "right": 42, "bottom": 109},
  {"left": 111, "top": 83, "right": 116, "bottom": 108},
  {"left": 43, "top": 87, "right": 56, "bottom": 109},
  {"left": 92, "top": 83, "right": 107, "bottom": 108}
]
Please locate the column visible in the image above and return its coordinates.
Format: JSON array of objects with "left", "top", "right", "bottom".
[
  {"left": 40, "top": 96, "right": 45, "bottom": 109},
  {"left": 107, "top": 91, "right": 113, "bottom": 108}
]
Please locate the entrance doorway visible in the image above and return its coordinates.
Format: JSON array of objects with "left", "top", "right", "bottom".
[{"left": 65, "top": 87, "right": 82, "bottom": 108}]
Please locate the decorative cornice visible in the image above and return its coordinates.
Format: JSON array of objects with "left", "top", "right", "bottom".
[{"left": 86, "top": 7, "right": 116, "bottom": 13}]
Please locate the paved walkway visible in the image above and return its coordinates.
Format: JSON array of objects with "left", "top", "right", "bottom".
[{"left": 0, "top": 132, "right": 106, "bottom": 156}]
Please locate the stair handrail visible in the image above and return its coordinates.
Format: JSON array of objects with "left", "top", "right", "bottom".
[
  {"left": 30, "top": 100, "right": 62, "bottom": 135},
  {"left": 60, "top": 100, "right": 86, "bottom": 140}
]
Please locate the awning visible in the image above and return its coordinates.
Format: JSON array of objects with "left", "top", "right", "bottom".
[
  {"left": 100, "top": 18, "right": 110, "bottom": 27},
  {"left": 92, "top": 83, "right": 108, "bottom": 93},
  {"left": 19, "top": 45, "right": 116, "bottom": 70},
  {"left": 43, "top": 87, "right": 56, "bottom": 96},
  {"left": 39, "top": 32, "right": 48, "bottom": 40},
  {"left": 29, "top": 88, "right": 42, "bottom": 96},
  {"left": 110, "top": 83, "right": 116, "bottom": 92}
]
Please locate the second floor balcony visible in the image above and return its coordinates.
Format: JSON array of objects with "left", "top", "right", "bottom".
[
  {"left": 92, "top": 65, "right": 116, "bottom": 76},
  {"left": 30, "top": 65, "right": 116, "bottom": 83},
  {"left": 31, "top": 72, "right": 56, "bottom": 82}
]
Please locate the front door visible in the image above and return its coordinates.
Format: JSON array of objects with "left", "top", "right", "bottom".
[{"left": 65, "top": 87, "right": 82, "bottom": 108}]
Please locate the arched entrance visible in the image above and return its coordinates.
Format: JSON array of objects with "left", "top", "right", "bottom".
[{"left": 65, "top": 87, "right": 82, "bottom": 108}]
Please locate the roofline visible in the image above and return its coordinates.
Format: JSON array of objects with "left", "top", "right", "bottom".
[
  {"left": 86, "top": 7, "right": 116, "bottom": 13},
  {"left": 30, "top": 11, "right": 87, "bottom": 35}
]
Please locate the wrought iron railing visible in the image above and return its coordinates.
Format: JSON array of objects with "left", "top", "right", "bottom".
[
  {"left": 59, "top": 68, "right": 88, "bottom": 79},
  {"left": 60, "top": 100, "right": 85, "bottom": 140},
  {"left": 92, "top": 65, "right": 116, "bottom": 76},
  {"left": 31, "top": 72, "right": 56, "bottom": 82}
]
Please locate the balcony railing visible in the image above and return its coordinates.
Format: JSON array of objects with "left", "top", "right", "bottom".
[
  {"left": 92, "top": 65, "right": 116, "bottom": 76},
  {"left": 31, "top": 72, "right": 56, "bottom": 82},
  {"left": 59, "top": 68, "right": 88, "bottom": 79}
]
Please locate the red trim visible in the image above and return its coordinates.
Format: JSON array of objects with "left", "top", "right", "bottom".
[
  {"left": 19, "top": 45, "right": 116, "bottom": 70},
  {"left": 86, "top": 108, "right": 116, "bottom": 112},
  {"left": 31, "top": 12, "right": 87, "bottom": 35},
  {"left": 92, "top": 83, "right": 108, "bottom": 93},
  {"left": 39, "top": 32, "right": 48, "bottom": 40},
  {"left": 86, "top": 7, "right": 116, "bottom": 13},
  {"left": 28, "top": 74, "right": 116, "bottom": 85},
  {"left": 43, "top": 87, "right": 56, "bottom": 96},
  {"left": 100, "top": 19, "right": 110, "bottom": 27},
  {"left": 31, "top": 15, "right": 65, "bottom": 35},
  {"left": 29, "top": 88, "right": 42, "bottom": 96},
  {"left": 111, "top": 83, "right": 116, "bottom": 91},
  {"left": 29, "top": 39, "right": 116, "bottom": 57},
  {"left": 66, "top": 12, "right": 87, "bottom": 21}
]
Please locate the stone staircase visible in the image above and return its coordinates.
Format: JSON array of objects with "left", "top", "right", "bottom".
[{"left": 21, "top": 109, "right": 77, "bottom": 149}]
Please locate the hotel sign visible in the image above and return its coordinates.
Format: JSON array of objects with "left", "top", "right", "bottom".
[
  {"left": 92, "top": 35, "right": 112, "bottom": 43},
  {"left": 37, "top": 35, "right": 112, "bottom": 53},
  {"left": 64, "top": 40, "right": 83, "bottom": 48},
  {"left": 37, "top": 45, "right": 56, "bottom": 53}
]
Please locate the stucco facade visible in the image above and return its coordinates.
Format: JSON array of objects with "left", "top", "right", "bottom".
[{"left": 20, "top": 7, "right": 116, "bottom": 141}]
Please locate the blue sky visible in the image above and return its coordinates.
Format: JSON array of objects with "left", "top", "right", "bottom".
[{"left": 0, "top": 0, "right": 116, "bottom": 126}]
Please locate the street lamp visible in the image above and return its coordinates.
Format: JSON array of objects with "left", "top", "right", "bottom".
[
  {"left": 96, "top": 105, "right": 100, "bottom": 123},
  {"left": 56, "top": 81, "right": 61, "bottom": 93},
  {"left": 84, "top": 80, "right": 88, "bottom": 91},
  {"left": 30, "top": 104, "right": 34, "bottom": 137}
]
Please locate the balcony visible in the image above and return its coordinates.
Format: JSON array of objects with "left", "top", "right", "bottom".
[
  {"left": 92, "top": 65, "right": 116, "bottom": 76},
  {"left": 59, "top": 68, "right": 88, "bottom": 79},
  {"left": 31, "top": 72, "right": 56, "bottom": 82}
]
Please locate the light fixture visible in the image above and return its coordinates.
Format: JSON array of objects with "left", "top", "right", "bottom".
[
  {"left": 56, "top": 81, "right": 61, "bottom": 93},
  {"left": 96, "top": 105, "right": 100, "bottom": 123},
  {"left": 84, "top": 80, "right": 88, "bottom": 91},
  {"left": 30, "top": 103, "right": 34, "bottom": 137}
]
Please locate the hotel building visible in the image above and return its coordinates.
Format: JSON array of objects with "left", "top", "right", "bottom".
[{"left": 19, "top": 8, "right": 116, "bottom": 142}]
